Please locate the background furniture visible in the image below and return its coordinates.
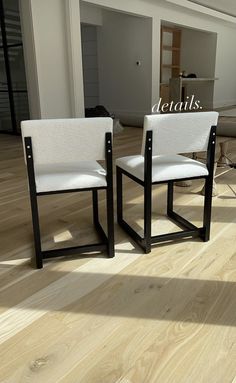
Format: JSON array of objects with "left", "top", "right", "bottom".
[
  {"left": 217, "top": 116, "right": 236, "bottom": 165},
  {"left": 169, "top": 77, "right": 218, "bottom": 110},
  {"left": 116, "top": 112, "right": 218, "bottom": 253},
  {"left": 21, "top": 117, "right": 114, "bottom": 268},
  {"left": 160, "top": 26, "right": 182, "bottom": 105}
]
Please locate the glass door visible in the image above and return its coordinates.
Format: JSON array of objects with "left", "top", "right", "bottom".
[{"left": 0, "top": 0, "right": 29, "bottom": 134}]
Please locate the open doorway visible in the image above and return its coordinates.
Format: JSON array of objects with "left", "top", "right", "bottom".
[
  {"left": 80, "top": 2, "right": 152, "bottom": 127},
  {"left": 81, "top": 24, "right": 100, "bottom": 109},
  {"left": 160, "top": 21, "right": 217, "bottom": 110}
]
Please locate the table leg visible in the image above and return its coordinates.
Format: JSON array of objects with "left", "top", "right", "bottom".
[{"left": 217, "top": 141, "right": 230, "bottom": 166}]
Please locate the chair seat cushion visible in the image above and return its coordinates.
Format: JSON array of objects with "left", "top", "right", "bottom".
[
  {"left": 116, "top": 154, "right": 209, "bottom": 182},
  {"left": 35, "top": 161, "right": 107, "bottom": 193}
]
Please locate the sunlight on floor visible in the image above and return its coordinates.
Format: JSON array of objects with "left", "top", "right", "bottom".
[{"left": 54, "top": 230, "right": 73, "bottom": 243}]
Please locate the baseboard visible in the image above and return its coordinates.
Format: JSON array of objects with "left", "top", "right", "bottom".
[{"left": 214, "top": 100, "right": 236, "bottom": 109}]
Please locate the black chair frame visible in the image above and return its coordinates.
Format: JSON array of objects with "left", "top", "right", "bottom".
[
  {"left": 24, "top": 132, "right": 114, "bottom": 269},
  {"left": 117, "top": 126, "right": 217, "bottom": 253}
]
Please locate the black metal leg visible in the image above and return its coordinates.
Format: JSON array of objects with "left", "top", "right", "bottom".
[
  {"left": 24, "top": 134, "right": 114, "bottom": 267},
  {"left": 167, "top": 181, "right": 174, "bottom": 215},
  {"left": 117, "top": 133, "right": 153, "bottom": 254},
  {"left": 116, "top": 127, "right": 216, "bottom": 252},
  {"left": 144, "top": 181, "right": 152, "bottom": 253},
  {"left": 116, "top": 167, "right": 123, "bottom": 224},
  {"left": 202, "top": 126, "right": 216, "bottom": 242},
  {"left": 25, "top": 137, "right": 43, "bottom": 268},
  {"left": 91, "top": 189, "right": 108, "bottom": 245},
  {"left": 143, "top": 130, "right": 153, "bottom": 253},
  {"left": 92, "top": 189, "right": 99, "bottom": 226},
  {"left": 29, "top": 192, "right": 43, "bottom": 269},
  {"left": 106, "top": 184, "right": 114, "bottom": 258},
  {"left": 202, "top": 175, "right": 213, "bottom": 242},
  {"left": 116, "top": 172, "right": 211, "bottom": 251},
  {"left": 105, "top": 132, "right": 114, "bottom": 258}
]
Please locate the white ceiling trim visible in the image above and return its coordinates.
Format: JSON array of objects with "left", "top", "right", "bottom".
[
  {"left": 165, "top": 0, "right": 236, "bottom": 24},
  {"left": 188, "top": 0, "right": 236, "bottom": 17}
]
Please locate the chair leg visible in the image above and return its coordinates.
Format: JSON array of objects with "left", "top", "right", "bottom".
[
  {"left": 202, "top": 175, "right": 214, "bottom": 242},
  {"left": 92, "top": 189, "right": 99, "bottom": 226},
  {"left": 144, "top": 182, "right": 152, "bottom": 253},
  {"left": 106, "top": 184, "right": 115, "bottom": 258},
  {"left": 116, "top": 167, "right": 123, "bottom": 224},
  {"left": 167, "top": 181, "right": 174, "bottom": 215},
  {"left": 29, "top": 191, "right": 43, "bottom": 269}
]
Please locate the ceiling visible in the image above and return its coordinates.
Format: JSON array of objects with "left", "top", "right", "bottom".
[{"left": 188, "top": 0, "right": 236, "bottom": 17}]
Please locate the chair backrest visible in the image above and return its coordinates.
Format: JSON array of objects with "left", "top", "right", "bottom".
[
  {"left": 21, "top": 117, "right": 113, "bottom": 165},
  {"left": 141, "top": 112, "right": 219, "bottom": 156}
]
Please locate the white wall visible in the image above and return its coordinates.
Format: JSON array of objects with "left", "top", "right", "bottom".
[
  {"left": 21, "top": 0, "right": 84, "bottom": 119},
  {"left": 30, "top": 0, "right": 72, "bottom": 118},
  {"left": 66, "top": 0, "right": 85, "bottom": 117},
  {"left": 97, "top": 10, "right": 152, "bottom": 125},
  {"left": 214, "top": 27, "right": 236, "bottom": 107},
  {"left": 19, "top": 0, "right": 41, "bottom": 119},
  {"left": 80, "top": 2, "right": 103, "bottom": 25},
  {"left": 181, "top": 28, "right": 217, "bottom": 77},
  {"left": 82, "top": 0, "right": 236, "bottom": 110},
  {"left": 180, "top": 27, "right": 217, "bottom": 108},
  {"left": 21, "top": 0, "right": 236, "bottom": 121}
]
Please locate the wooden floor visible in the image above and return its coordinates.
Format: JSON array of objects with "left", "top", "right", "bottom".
[{"left": 0, "top": 128, "right": 236, "bottom": 383}]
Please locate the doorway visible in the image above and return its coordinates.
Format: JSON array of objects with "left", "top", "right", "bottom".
[
  {"left": 80, "top": 2, "right": 152, "bottom": 126},
  {"left": 81, "top": 23, "right": 100, "bottom": 109}
]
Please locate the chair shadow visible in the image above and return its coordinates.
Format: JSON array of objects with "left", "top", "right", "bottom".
[
  {"left": 122, "top": 200, "right": 236, "bottom": 224},
  {"left": 0, "top": 270, "right": 236, "bottom": 327},
  {"left": 219, "top": 196, "right": 236, "bottom": 200}
]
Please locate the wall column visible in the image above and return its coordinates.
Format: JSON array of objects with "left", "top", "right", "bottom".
[{"left": 65, "top": 0, "right": 85, "bottom": 117}]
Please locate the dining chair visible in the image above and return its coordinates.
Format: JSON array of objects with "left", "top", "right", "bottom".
[
  {"left": 22, "top": 117, "right": 114, "bottom": 268},
  {"left": 116, "top": 112, "right": 218, "bottom": 253}
]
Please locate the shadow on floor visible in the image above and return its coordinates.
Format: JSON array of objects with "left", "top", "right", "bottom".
[{"left": 1, "top": 267, "right": 236, "bottom": 327}]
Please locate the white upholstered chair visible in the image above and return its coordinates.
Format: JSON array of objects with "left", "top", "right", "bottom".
[
  {"left": 116, "top": 112, "right": 219, "bottom": 253},
  {"left": 22, "top": 117, "right": 114, "bottom": 268}
]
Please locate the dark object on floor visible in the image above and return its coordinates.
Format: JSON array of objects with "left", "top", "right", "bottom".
[
  {"left": 182, "top": 73, "right": 197, "bottom": 78},
  {"left": 85, "top": 105, "right": 114, "bottom": 119}
]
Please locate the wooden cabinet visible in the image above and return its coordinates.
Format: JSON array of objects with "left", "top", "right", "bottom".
[{"left": 160, "top": 26, "right": 181, "bottom": 103}]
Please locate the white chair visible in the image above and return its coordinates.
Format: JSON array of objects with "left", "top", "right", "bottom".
[
  {"left": 116, "top": 112, "right": 219, "bottom": 253},
  {"left": 21, "top": 117, "right": 114, "bottom": 268}
]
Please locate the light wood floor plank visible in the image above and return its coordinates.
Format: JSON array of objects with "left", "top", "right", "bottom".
[{"left": 0, "top": 129, "right": 235, "bottom": 383}]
